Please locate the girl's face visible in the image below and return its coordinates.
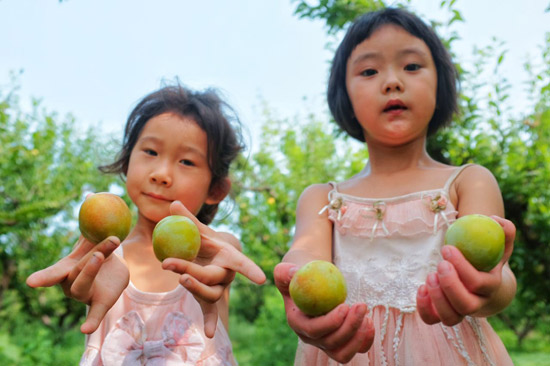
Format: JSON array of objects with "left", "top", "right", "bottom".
[
  {"left": 345, "top": 24, "right": 437, "bottom": 146},
  {"left": 126, "top": 112, "right": 219, "bottom": 223}
]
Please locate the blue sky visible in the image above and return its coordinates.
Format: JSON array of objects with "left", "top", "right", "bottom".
[{"left": 2, "top": 0, "right": 549, "bottom": 152}]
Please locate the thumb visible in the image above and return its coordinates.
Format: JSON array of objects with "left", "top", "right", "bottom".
[{"left": 273, "top": 262, "right": 298, "bottom": 295}]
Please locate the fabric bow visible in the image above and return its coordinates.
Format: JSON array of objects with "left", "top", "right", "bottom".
[
  {"left": 360, "top": 201, "right": 389, "bottom": 241},
  {"left": 319, "top": 197, "right": 346, "bottom": 221},
  {"left": 101, "top": 311, "right": 205, "bottom": 366},
  {"left": 423, "top": 193, "right": 450, "bottom": 234}
]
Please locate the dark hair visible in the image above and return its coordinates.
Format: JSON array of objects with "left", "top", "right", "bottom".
[
  {"left": 328, "top": 7, "right": 458, "bottom": 141},
  {"left": 100, "top": 82, "right": 244, "bottom": 224}
]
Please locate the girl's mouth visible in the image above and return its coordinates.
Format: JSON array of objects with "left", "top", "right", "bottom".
[
  {"left": 145, "top": 192, "right": 171, "bottom": 201},
  {"left": 384, "top": 100, "right": 407, "bottom": 113}
]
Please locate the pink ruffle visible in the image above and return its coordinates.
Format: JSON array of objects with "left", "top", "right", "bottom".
[{"left": 327, "top": 191, "right": 457, "bottom": 239}]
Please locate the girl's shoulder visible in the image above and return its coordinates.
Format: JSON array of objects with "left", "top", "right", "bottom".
[{"left": 451, "top": 163, "right": 503, "bottom": 215}]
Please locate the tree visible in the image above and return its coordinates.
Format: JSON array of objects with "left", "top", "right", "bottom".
[{"left": 0, "top": 81, "right": 124, "bottom": 365}]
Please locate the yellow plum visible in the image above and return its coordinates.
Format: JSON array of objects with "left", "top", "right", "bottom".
[
  {"left": 289, "top": 260, "right": 347, "bottom": 317},
  {"left": 445, "top": 214, "right": 505, "bottom": 272},
  {"left": 152, "top": 215, "right": 201, "bottom": 262},
  {"left": 78, "top": 192, "right": 132, "bottom": 244}
]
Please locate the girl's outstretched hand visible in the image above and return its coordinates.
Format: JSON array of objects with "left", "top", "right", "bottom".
[
  {"left": 26, "top": 235, "right": 129, "bottom": 334},
  {"left": 417, "top": 216, "right": 516, "bottom": 326},
  {"left": 161, "top": 200, "right": 266, "bottom": 338},
  {"left": 274, "top": 262, "right": 374, "bottom": 364}
]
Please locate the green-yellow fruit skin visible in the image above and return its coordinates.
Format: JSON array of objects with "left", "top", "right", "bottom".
[
  {"left": 152, "top": 215, "right": 201, "bottom": 262},
  {"left": 445, "top": 214, "right": 505, "bottom": 272},
  {"left": 289, "top": 260, "right": 347, "bottom": 317},
  {"left": 78, "top": 193, "right": 132, "bottom": 244}
]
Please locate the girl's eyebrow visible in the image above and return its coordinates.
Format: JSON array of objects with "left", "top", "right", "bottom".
[
  {"left": 351, "top": 47, "right": 430, "bottom": 66},
  {"left": 138, "top": 135, "right": 207, "bottom": 159}
]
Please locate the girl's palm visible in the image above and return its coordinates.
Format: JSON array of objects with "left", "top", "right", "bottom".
[{"left": 26, "top": 235, "right": 129, "bottom": 334}]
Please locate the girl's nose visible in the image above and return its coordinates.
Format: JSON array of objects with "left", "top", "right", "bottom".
[
  {"left": 383, "top": 72, "right": 404, "bottom": 93},
  {"left": 149, "top": 165, "right": 172, "bottom": 187}
]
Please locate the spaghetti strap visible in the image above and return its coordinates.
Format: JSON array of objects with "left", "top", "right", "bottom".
[{"left": 443, "top": 164, "right": 474, "bottom": 193}]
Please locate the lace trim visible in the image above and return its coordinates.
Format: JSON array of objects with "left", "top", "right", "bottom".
[
  {"left": 321, "top": 190, "right": 457, "bottom": 239},
  {"left": 338, "top": 246, "right": 441, "bottom": 310}
]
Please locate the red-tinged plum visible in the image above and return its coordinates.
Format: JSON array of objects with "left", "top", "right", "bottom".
[
  {"left": 445, "top": 214, "right": 505, "bottom": 272},
  {"left": 78, "top": 193, "right": 132, "bottom": 244},
  {"left": 152, "top": 215, "right": 201, "bottom": 262},
  {"left": 289, "top": 260, "right": 347, "bottom": 317}
]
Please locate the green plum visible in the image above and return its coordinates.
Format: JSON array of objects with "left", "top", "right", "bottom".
[
  {"left": 152, "top": 215, "right": 201, "bottom": 262},
  {"left": 445, "top": 214, "right": 505, "bottom": 272},
  {"left": 289, "top": 260, "right": 347, "bottom": 317},
  {"left": 78, "top": 192, "right": 132, "bottom": 244}
]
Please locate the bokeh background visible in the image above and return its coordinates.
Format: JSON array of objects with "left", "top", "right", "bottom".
[{"left": 1, "top": 1, "right": 549, "bottom": 365}]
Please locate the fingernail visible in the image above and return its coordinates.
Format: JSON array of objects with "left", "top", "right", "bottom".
[
  {"left": 438, "top": 261, "right": 452, "bottom": 275},
  {"left": 418, "top": 285, "right": 428, "bottom": 298},
  {"left": 427, "top": 273, "right": 439, "bottom": 287},
  {"left": 90, "top": 253, "right": 99, "bottom": 265},
  {"left": 365, "top": 317, "right": 373, "bottom": 330},
  {"left": 338, "top": 305, "right": 348, "bottom": 318},
  {"left": 355, "top": 304, "right": 366, "bottom": 316},
  {"left": 442, "top": 246, "right": 452, "bottom": 260},
  {"left": 288, "top": 266, "right": 298, "bottom": 278}
]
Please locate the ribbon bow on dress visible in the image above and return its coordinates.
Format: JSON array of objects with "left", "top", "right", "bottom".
[
  {"left": 101, "top": 311, "right": 205, "bottom": 366},
  {"left": 360, "top": 200, "right": 389, "bottom": 241},
  {"left": 423, "top": 193, "right": 450, "bottom": 234}
]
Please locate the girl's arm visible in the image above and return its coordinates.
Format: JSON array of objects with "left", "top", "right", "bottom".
[
  {"left": 274, "top": 184, "right": 375, "bottom": 364},
  {"left": 417, "top": 164, "right": 517, "bottom": 325}
]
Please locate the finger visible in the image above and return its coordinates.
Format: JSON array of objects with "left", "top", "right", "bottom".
[
  {"left": 218, "top": 245, "right": 266, "bottom": 285},
  {"left": 328, "top": 314, "right": 374, "bottom": 363},
  {"left": 426, "top": 273, "right": 463, "bottom": 326},
  {"left": 320, "top": 303, "right": 367, "bottom": 350},
  {"left": 163, "top": 259, "right": 229, "bottom": 285},
  {"left": 26, "top": 259, "right": 72, "bottom": 288},
  {"left": 81, "top": 302, "right": 110, "bottom": 334},
  {"left": 441, "top": 246, "right": 499, "bottom": 296},
  {"left": 490, "top": 216, "right": 515, "bottom": 262},
  {"left": 169, "top": 200, "right": 213, "bottom": 235},
  {"left": 273, "top": 262, "right": 298, "bottom": 295},
  {"left": 93, "top": 236, "right": 121, "bottom": 259},
  {"left": 357, "top": 317, "right": 375, "bottom": 353},
  {"left": 180, "top": 274, "right": 225, "bottom": 303},
  {"left": 436, "top": 260, "right": 481, "bottom": 316},
  {"left": 70, "top": 252, "right": 104, "bottom": 301},
  {"left": 288, "top": 303, "right": 349, "bottom": 340},
  {"left": 416, "top": 285, "right": 440, "bottom": 324},
  {"left": 199, "top": 301, "right": 219, "bottom": 338}
]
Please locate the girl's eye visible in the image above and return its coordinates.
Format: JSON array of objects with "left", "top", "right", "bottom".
[
  {"left": 361, "top": 69, "right": 377, "bottom": 77},
  {"left": 405, "top": 63, "right": 421, "bottom": 71},
  {"left": 144, "top": 149, "right": 157, "bottom": 156},
  {"left": 180, "top": 159, "right": 195, "bottom": 167}
]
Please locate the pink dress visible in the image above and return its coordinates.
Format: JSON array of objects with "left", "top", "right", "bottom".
[
  {"left": 80, "top": 247, "right": 237, "bottom": 366},
  {"left": 295, "top": 165, "right": 514, "bottom": 366}
]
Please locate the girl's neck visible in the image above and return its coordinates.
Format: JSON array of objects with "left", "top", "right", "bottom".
[
  {"left": 364, "top": 136, "right": 437, "bottom": 175},
  {"left": 125, "top": 212, "right": 156, "bottom": 245}
]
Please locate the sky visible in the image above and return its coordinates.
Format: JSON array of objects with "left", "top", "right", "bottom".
[{"left": 1, "top": 0, "right": 549, "bottom": 153}]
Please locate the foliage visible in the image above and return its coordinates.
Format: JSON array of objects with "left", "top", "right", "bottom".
[{"left": 0, "top": 81, "right": 122, "bottom": 363}]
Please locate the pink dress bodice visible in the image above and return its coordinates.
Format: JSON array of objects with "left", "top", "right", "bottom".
[
  {"left": 80, "top": 247, "right": 236, "bottom": 366},
  {"left": 295, "top": 165, "right": 513, "bottom": 366}
]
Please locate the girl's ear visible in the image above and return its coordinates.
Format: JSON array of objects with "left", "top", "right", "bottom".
[{"left": 205, "top": 177, "right": 231, "bottom": 205}]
